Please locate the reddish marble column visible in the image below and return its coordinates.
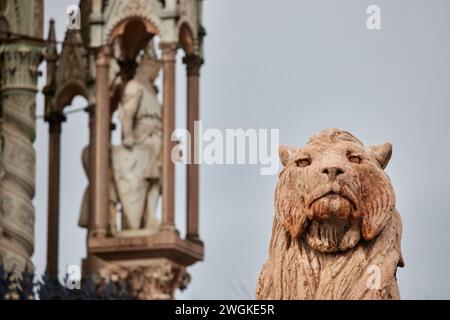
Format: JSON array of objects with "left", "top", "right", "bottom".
[
  {"left": 86, "top": 104, "right": 95, "bottom": 232},
  {"left": 92, "top": 47, "right": 111, "bottom": 237},
  {"left": 183, "top": 54, "right": 203, "bottom": 242},
  {"left": 160, "top": 42, "right": 178, "bottom": 230},
  {"left": 46, "top": 113, "right": 65, "bottom": 278}
]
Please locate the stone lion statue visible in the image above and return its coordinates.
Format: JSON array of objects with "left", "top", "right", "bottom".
[{"left": 256, "top": 129, "right": 404, "bottom": 300}]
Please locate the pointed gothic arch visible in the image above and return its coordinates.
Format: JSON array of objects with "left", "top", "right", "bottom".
[
  {"left": 107, "top": 17, "right": 158, "bottom": 60},
  {"left": 46, "top": 29, "right": 89, "bottom": 116}
]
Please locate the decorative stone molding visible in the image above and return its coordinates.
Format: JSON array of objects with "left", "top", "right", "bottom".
[
  {"left": 0, "top": 44, "right": 43, "bottom": 92},
  {"left": 160, "top": 42, "right": 178, "bottom": 62},
  {"left": 99, "top": 259, "right": 190, "bottom": 300},
  {"left": 103, "top": 0, "right": 163, "bottom": 44},
  {"left": 183, "top": 54, "right": 203, "bottom": 77}
]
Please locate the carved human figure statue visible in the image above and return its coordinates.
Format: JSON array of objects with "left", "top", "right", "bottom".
[
  {"left": 111, "top": 53, "right": 162, "bottom": 231},
  {"left": 78, "top": 145, "right": 118, "bottom": 233},
  {"left": 257, "top": 129, "right": 404, "bottom": 300}
]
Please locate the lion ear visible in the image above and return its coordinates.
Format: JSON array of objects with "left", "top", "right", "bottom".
[
  {"left": 368, "top": 143, "right": 392, "bottom": 169},
  {"left": 279, "top": 145, "right": 297, "bottom": 167},
  {"left": 360, "top": 143, "right": 396, "bottom": 240}
]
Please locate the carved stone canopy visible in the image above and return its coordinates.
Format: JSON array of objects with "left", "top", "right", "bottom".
[{"left": 50, "top": 30, "right": 89, "bottom": 114}]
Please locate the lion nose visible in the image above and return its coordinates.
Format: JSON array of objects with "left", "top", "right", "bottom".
[{"left": 322, "top": 166, "right": 344, "bottom": 182}]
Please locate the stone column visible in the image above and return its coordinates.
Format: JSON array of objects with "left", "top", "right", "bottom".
[
  {"left": 0, "top": 43, "right": 43, "bottom": 273},
  {"left": 160, "top": 43, "right": 178, "bottom": 231},
  {"left": 91, "top": 47, "right": 110, "bottom": 237},
  {"left": 45, "top": 113, "right": 65, "bottom": 278},
  {"left": 85, "top": 104, "right": 95, "bottom": 232},
  {"left": 183, "top": 54, "right": 203, "bottom": 242}
]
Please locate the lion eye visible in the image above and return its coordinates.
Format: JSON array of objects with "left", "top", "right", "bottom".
[
  {"left": 348, "top": 155, "right": 362, "bottom": 164},
  {"left": 295, "top": 158, "right": 311, "bottom": 167}
]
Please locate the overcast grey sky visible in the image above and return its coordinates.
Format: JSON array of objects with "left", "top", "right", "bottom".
[{"left": 33, "top": 0, "right": 450, "bottom": 299}]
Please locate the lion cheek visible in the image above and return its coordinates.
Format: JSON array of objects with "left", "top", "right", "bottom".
[
  {"left": 285, "top": 218, "right": 307, "bottom": 240},
  {"left": 277, "top": 200, "right": 308, "bottom": 239},
  {"left": 288, "top": 207, "right": 308, "bottom": 239},
  {"left": 358, "top": 175, "right": 395, "bottom": 241},
  {"left": 360, "top": 205, "right": 393, "bottom": 240}
]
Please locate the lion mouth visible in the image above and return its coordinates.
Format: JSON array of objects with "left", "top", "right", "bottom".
[{"left": 308, "top": 188, "right": 358, "bottom": 211}]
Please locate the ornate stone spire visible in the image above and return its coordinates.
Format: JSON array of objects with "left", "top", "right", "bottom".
[
  {"left": 45, "top": 18, "right": 58, "bottom": 89},
  {"left": 43, "top": 18, "right": 58, "bottom": 121}
]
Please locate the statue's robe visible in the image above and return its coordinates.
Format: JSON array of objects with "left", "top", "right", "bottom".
[{"left": 112, "top": 78, "right": 162, "bottom": 229}]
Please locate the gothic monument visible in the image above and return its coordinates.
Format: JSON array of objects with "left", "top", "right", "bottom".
[{"left": 0, "top": 0, "right": 205, "bottom": 300}]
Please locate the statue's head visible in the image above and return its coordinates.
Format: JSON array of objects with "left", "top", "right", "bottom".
[
  {"left": 117, "top": 58, "right": 138, "bottom": 82},
  {"left": 276, "top": 129, "right": 395, "bottom": 253},
  {"left": 137, "top": 57, "right": 161, "bottom": 83}
]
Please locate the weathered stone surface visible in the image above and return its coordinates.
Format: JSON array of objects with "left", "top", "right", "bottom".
[
  {"left": 256, "top": 129, "right": 404, "bottom": 300},
  {"left": 112, "top": 54, "right": 162, "bottom": 231},
  {"left": 97, "top": 258, "right": 190, "bottom": 300},
  {"left": 0, "top": 42, "right": 43, "bottom": 274},
  {"left": 78, "top": 145, "right": 118, "bottom": 234}
]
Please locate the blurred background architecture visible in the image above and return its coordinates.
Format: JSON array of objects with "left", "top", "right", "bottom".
[{"left": 0, "top": 0, "right": 205, "bottom": 299}]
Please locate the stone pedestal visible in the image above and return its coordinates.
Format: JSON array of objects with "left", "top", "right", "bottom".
[{"left": 84, "top": 229, "right": 203, "bottom": 299}]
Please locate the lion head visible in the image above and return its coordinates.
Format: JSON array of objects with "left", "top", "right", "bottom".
[
  {"left": 257, "top": 129, "right": 403, "bottom": 299},
  {"left": 275, "top": 128, "right": 395, "bottom": 253}
]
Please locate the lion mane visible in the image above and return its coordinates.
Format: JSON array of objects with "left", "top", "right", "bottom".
[{"left": 256, "top": 129, "right": 404, "bottom": 300}]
